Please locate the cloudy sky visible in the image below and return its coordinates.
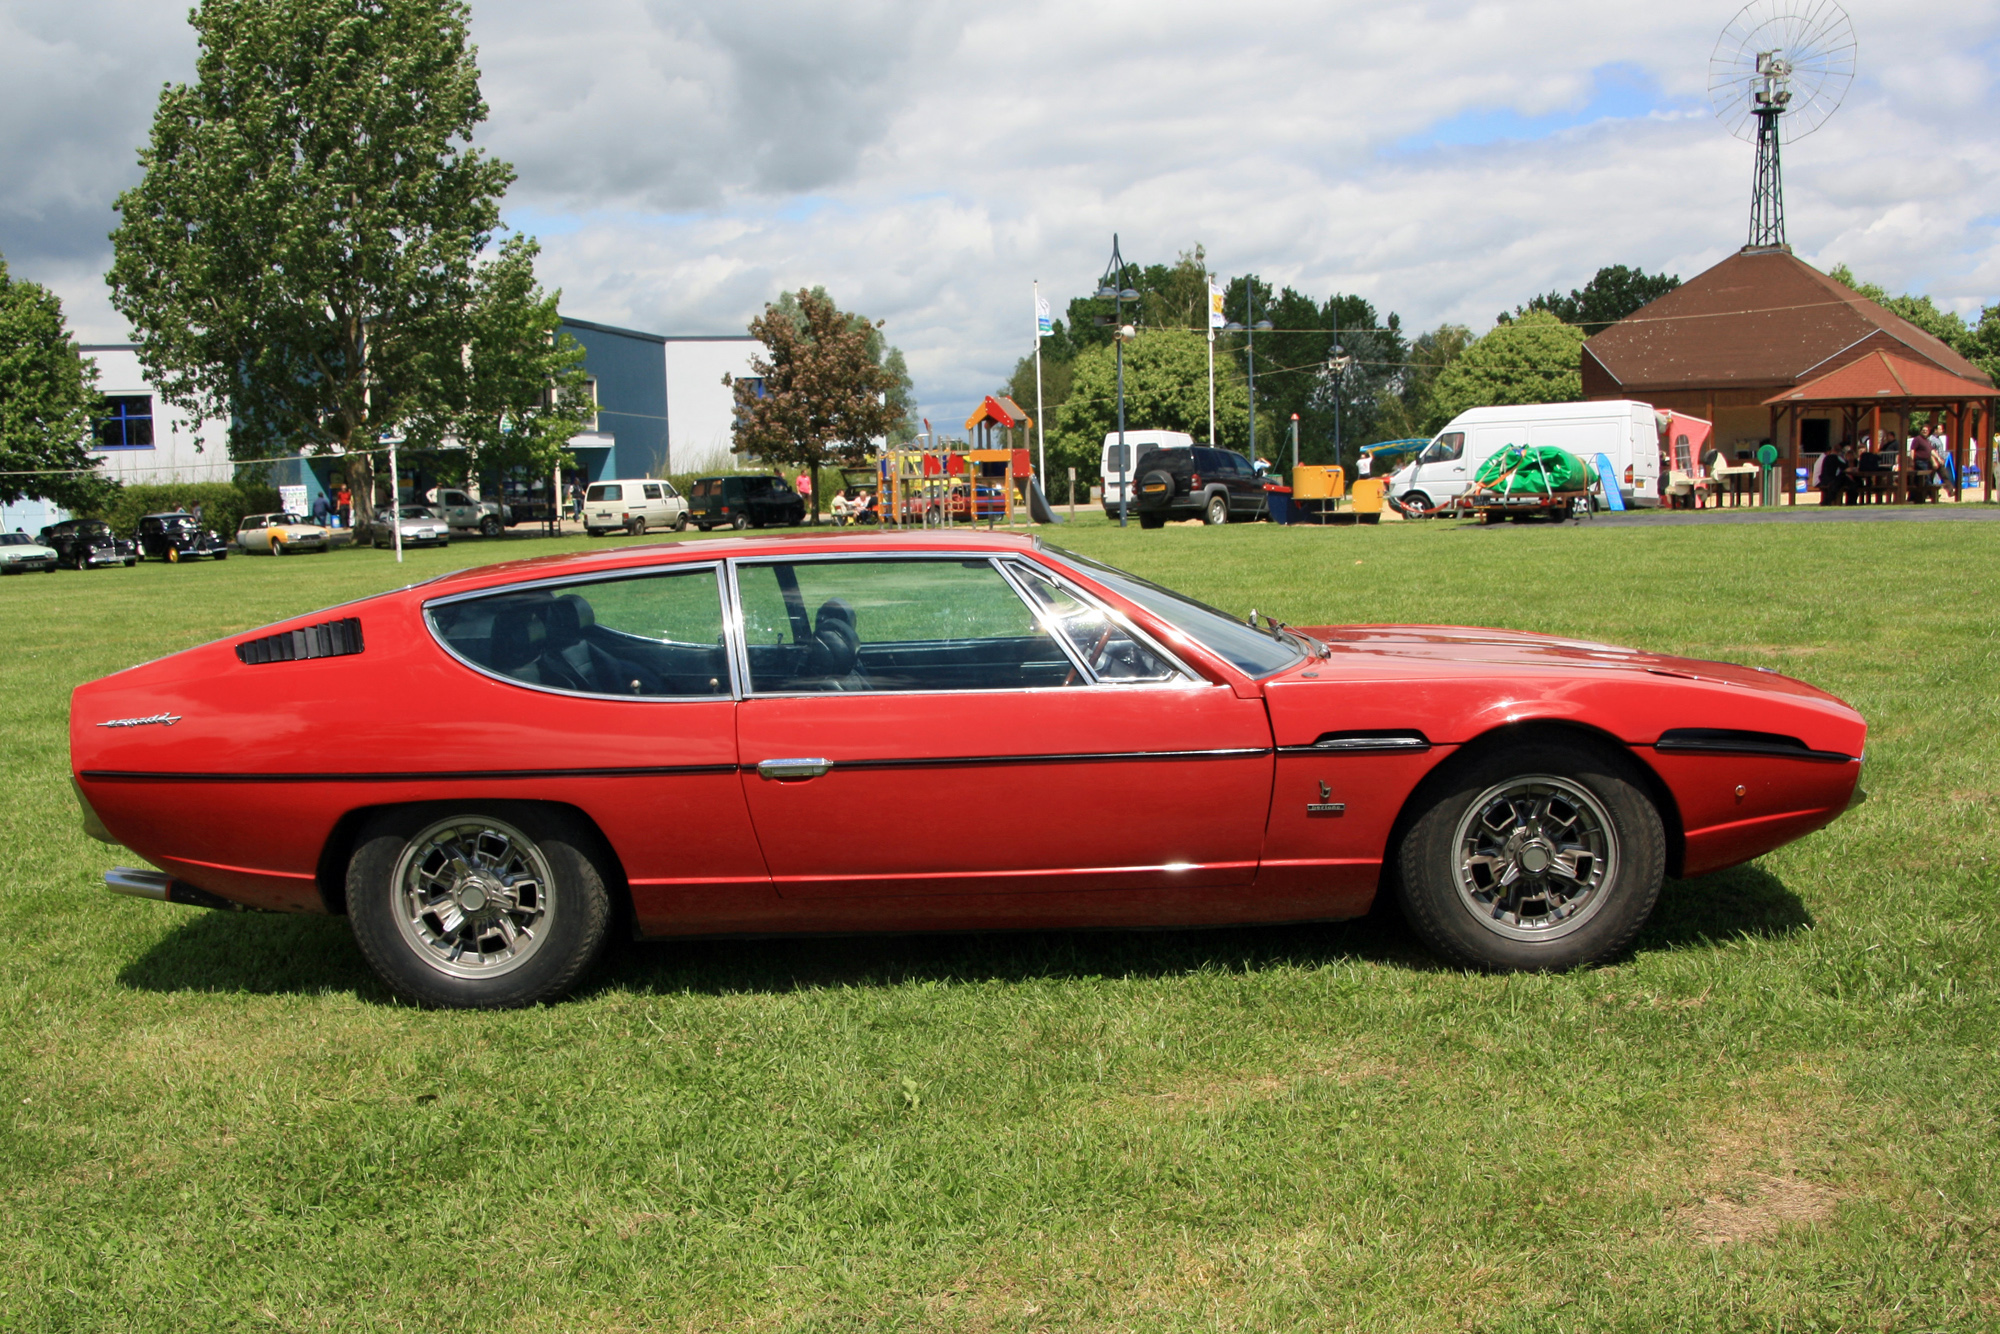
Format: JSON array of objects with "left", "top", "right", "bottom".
[{"left": 3, "top": 0, "right": 1996, "bottom": 425}]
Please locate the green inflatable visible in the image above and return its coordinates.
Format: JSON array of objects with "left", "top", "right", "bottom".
[{"left": 1471, "top": 444, "right": 1594, "bottom": 495}]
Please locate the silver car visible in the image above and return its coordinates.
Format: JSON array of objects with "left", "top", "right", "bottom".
[{"left": 373, "top": 506, "right": 450, "bottom": 549}]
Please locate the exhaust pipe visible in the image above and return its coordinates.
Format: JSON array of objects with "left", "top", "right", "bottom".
[{"left": 105, "top": 867, "right": 250, "bottom": 912}]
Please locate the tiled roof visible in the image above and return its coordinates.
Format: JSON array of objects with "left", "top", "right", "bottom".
[{"left": 1763, "top": 349, "right": 1997, "bottom": 404}]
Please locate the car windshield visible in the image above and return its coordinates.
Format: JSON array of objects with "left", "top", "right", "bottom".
[
  {"left": 160, "top": 516, "right": 198, "bottom": 532},
  {"left": 1041, "top": 545, "right": 1306, "bottom": 678},
  {"left": 281, "top": 514, "right": 309, "bottom": 525},
  {"left": 399, "top": 507, "right": 436, "bottom": 520},
  {"left": 0, "top": 534, "right": 32, "bottom": 546}
]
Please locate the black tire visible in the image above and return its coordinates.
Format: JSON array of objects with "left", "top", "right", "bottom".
[
  {"left": 1204, "top": 492, "right": 1229, "bottom": 526},
  {"left": 346, "top": 804, "right": 614, "bottom": 1009},
  {"left": 1401, "top": 492, "right": 1433, "bottom": 517},
  {"left": 673, "top": 512, "right": 688, "bottom": 531},
  {"left": 165, "top": 546, "right": 179, "bottom": 565},
  {"left": 480, "top": 515, "right": 503, "bottom": 538},
  {"left": 214, "top": 550, "right": 227, "bottom": 561},
  {"left": 1138, "top": 514, "right": 1166, "bottom": 530},
  {"left": 274, "top": 537, "right": 289, "bottom": 555},
  {"left": 630, "top": 517, "right": 647, "bottom": 536},
  {"left": 1394, "top": 740, "right": 1665, "bottom": 972},
  {"left": 730, "top": 512, "right": 751, "bottom": 531}
]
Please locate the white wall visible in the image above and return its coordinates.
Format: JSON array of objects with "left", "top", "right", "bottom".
[
  {"left": 82, "top": 346, "right": 234, "bottom": 486},
  {"left": 663, "top": 338, "right": 759, "bottom": 472}
]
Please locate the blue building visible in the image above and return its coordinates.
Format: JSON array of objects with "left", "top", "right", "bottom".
[{"left": 559, "top": 317, "right": 760, "bottom": 483}]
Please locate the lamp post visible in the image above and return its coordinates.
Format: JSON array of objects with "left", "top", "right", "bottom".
[
  {"left": 1223, "top": 282, "right": 1274, "bottom": 464},
  {"left": 1327, "top": 343, "right": 1353, "bottom": 473},
  {"left": 1095, "top": 235, "right": 1142, "bottom": 526}
]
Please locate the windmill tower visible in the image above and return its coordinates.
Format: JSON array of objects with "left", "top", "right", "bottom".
[{"left": 1709, "top": 1, "right": 1856, "bottom": 251}]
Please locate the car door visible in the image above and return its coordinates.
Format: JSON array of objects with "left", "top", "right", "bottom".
[{"left": 730, "top": 553, "right": 1274, "bottom": 901}]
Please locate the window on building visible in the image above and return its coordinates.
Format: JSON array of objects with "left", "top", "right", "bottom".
[{"left": 96, "top": 396, "right": 155, "bottom": 450}]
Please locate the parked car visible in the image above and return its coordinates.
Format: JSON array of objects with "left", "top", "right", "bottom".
[
  {"left": 583, "top": 479, "right": 689, "bottom": 536},
  {"left": 74, "top": 530, "right": 1867, "bottom": 1010},
  {"left": 1389, "top": 400, "right": 1664, "bottom": 516},
  {"left": 686, "top": 474, "right": 805, "bottom": 531},
  {"left": 0, "top": 532, "right": 59, "bottom": 573},
  {"left": 39, "top": 519, "right": 136, "bottom": 569},
  {"left": 1100, "top": 429, "right": 1194, "bottom": 516},
  {"left": 373, "top": 506, "right": 450, "bottom": 549},
  {"left": 426, "top": 487, "right": 510, "bottom": 536},
  {"left": 135, "top": 513, "right": 228, "bottom": 563},
  {"left": 1131, "top": 445, "right": 1269, "bottom": 527},
  {"left": 235, "top": 512, "right": 332, "bottom": 555}
]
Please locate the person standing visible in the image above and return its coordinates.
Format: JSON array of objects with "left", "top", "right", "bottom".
[
  {"left": 1817, "top": 444, "right": 1846, "bottom": 506},
  {"left": 335, "top": 484, "right": 352, "bottom": 527},
  {"left": 312, "top": 491, "right": 331, "bottom": 525}
]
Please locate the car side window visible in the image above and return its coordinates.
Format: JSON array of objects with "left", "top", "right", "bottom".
[
  {"left": 734, "top": 558, "right": 1079, "bottom": 693},
  {"left": 428, "top": 568, "right": 729, "bottom": 697},
  {"left": 1423, "top": 432, "right": 1465, "bottom": 463},
  {"left": 644, "top": 484, "right": 663, "bottom": 500},
  {"left": 1008, "top": 563, "right": 1181, "bottom": 684}
]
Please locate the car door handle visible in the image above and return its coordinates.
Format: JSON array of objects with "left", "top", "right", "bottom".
[{"left": 756, "top": 757, "right": 832, "bottom": 780}]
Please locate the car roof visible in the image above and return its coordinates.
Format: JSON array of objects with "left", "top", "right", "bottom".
[{"left": 414, "top": 529, "right": 1044, "bottom": 597}]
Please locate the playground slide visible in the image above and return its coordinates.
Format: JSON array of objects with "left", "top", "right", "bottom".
[
  {"left": 1026, "top": 478, "right": 1066, "bottom": 524},
  {"left": 1592, "top": 453, "right": 1627, "bottom": 511}
]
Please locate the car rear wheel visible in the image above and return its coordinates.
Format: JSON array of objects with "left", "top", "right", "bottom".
[
  {"left": 346, "top": 805, "right": 613, "bottom": 1009},
  {"left": 1204, "top": 493, "right": 1229, "bottom": 525},
  {"left": 1138, "top": 514, "right": 1166, "bottom": 529},
  {"left": 480, "top": 515, "right": 503, "bottom": 537},
  {"left": 630, "top": 517, "right": 648, "bottom": 536},
  {"left": 1394, "top": 741, "right": 1664, "bottom": 972},
  {"left": 730, "top": 513, "right": 751, "bottom": 530}
]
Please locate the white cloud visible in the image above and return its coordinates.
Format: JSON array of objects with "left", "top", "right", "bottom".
[{"left": 3, "top": 0, "right": 1997, "bottom": 421}]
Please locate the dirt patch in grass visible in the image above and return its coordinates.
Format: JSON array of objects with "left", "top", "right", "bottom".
[
  {"left": 1678, "top": 1171, "right": 1842, "bottom": 1245},
  {"left": 1656, "top": 1071, "right": 1858, "bottom": 1247}
]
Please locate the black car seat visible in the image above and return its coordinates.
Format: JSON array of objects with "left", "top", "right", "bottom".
[
  {"left": 798, "top": 597, "right": 859, "bottom": 687},
  {"left": 487, "top": 607, "right": 547, "bottom": 684}
]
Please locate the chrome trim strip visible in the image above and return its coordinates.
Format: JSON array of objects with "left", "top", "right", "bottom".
[
  {"left": 1277, "top": 732, "right": 1433, "bottom": 754},
  {"left": 78, "top": 764, "right": 740, "bottom": 784},
  {"left": 831, "top": 747, "right": 1270, "bottom": 772}
]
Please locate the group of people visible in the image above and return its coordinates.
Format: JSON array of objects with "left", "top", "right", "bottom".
[
  {"left": 1809, "top": 425, "right": 1956, "bottom": 506},
  {"left": 308, "top": 485, "right": 353, "bottom": 526}
]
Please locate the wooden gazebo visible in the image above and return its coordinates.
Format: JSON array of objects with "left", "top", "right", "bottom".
[{"left": 1765, "top": 350, "right": 1996, "bottom": 502}]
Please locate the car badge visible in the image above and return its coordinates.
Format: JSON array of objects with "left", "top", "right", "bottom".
[
  {"left": 1307, "top": 780, "right": 1345, "bottom": 816},
  {"left": 97, "top": 713, "right": 182, "bottom": 729}
]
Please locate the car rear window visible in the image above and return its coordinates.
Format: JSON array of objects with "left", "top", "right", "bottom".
[{"left": 587, "top": 484, "right": 621, "bottom": 502}]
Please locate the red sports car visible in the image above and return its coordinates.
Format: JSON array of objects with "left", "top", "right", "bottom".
[{"left": 71, "top": 532, "right": 1865, "bottom": 1008}]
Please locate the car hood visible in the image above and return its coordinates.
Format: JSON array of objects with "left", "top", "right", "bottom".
[
  {"left": 1292, "top": 624, "right": 1838, "bottom": 700},
  {"left": 3, "top": 543, "right": 57, "bottom": 558}
]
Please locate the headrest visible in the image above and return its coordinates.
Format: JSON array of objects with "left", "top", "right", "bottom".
[
  {"left": 558, "top": 593, "right": 596, "bottom": 632},
  {"left": 488, "top": 608, "right": 543, "bottom": 671},
  {"left": 544, "top": 597, "right": 584, "bottom": 648},
  {"left": 806, "top": 599, "right": 859, "bottom": 677}
]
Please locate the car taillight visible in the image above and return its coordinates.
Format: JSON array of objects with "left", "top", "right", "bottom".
[
  {"left": 1623, "top": 465, "right": 1633, "bottom": 484},
  {"left": 721, "top": 505, "right": 731, "bottom": 513},
  {"left": 1190, "top": 472, "right": 1201, "bottom": 487}
]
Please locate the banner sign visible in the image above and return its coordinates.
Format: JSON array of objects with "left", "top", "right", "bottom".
[
  {"left": 278, "top": 485, "right": 308, "bottom": 516},
  {"left": 1036, "top": 291, "right": 1053, "bottom": 339},
  {"left": 1208, "top": 282, "right": 1226, "bottom": 330}
]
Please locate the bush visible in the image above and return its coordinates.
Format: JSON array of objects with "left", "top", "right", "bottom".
[{"left": 81, "top": 482, "right": 283, "bottom": 540}]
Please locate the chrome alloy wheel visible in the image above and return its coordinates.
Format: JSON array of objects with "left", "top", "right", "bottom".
[
  {"left": 391, "top": 816, "right": 555, "bottom": 979},
  {"left": 1451, "top": 774, "right": 1618, "bottom": 942}
]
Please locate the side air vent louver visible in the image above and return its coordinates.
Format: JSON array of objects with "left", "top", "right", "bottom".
[{"left": 236, "top": 617, "right": 364, "bottom": 665}]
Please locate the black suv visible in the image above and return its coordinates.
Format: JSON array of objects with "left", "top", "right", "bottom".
[
  {"left": 687, "top": 475, "right": 806, "bottom": 531},
  {"left": 40, "top": 518, "right": 137, "bottom": 569},
  {"left": 136, "top": 512, "right": 229, "bottom": 562},
  {"left": 1131, "top": 446, "right": 1267, "bottom": 527}
]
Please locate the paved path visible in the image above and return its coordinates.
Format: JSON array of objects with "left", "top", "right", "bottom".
[{"left": 1579, "top": 503, "right": 2000, "bottom": 527}]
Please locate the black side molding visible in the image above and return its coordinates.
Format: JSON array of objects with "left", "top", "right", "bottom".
[
  {"left": 1279, "top": 730, "right": 1432, "bottom": 755},
  {"left": 1653, "top": 728, "right": 1853, "bottom": 763},
  {"left": 237, "top": 617, "right": 364, "bottom": 665}
]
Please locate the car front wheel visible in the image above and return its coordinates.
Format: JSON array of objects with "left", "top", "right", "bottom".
[
  {"left": 1400, "top": 492, "right": 1433, "bottom": 517},
  {"left": 1204, "top": 493, "right": 1229, "bottom": 525},
  {"left": 1394, "top": 741, "right": 1664, "bottom": 972},
  {"left": 673, "top": 513, "right": 688, "bottom": 531},
  {"left": 346, "top": 805, "right": 613, "bottom": 1009},
  {"left": 480, "top": 516, "right": 503, "bottom": 537}
]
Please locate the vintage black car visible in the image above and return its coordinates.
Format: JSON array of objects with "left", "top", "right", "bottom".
[
  {"left": 136, "top": 512, "right": 229, "bottom": 563},
  {"left": 39, "top": 518, "right": 137, "bottom": 569}
]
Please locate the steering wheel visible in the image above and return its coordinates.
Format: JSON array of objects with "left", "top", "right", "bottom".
[{"left": 1064, "top": 621, "right": 1117, "bottom": 686}]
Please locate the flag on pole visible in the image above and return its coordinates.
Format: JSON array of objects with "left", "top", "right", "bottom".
[
  {"left": 1207, "top": 281, "right": 1226, "bottom": 330},
  {"left": 1035, "top": 290, "right": 1053, "bottom": 339}
]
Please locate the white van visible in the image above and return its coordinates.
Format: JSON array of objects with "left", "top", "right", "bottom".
[
  {"left": 1100, "top": 430, "right": 1194, "bottom": 514},
  {"left": 584, "top": 479, "right": 688, "bottom": 536},
  {"left": 1389, "top": 400, "right": 1661, "bottom": 514}
]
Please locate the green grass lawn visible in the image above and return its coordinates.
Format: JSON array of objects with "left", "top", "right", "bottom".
[{"left": 3, "top": 517, "right": 1997, "bottom": 1331}]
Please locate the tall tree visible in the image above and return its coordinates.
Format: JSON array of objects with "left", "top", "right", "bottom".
[
  {"left": 1377, "top": 323, "right": 1473, "bottom": 441},
  {"left": 107, "top": 0, "right": 517, "bottom": 535},
  {"left": 1051, "top": 329, "right": 1249, "bottom": 481},
  {"left": 421, "top": 235, "right": 595, "bottom": 484},
  {"left": 1513, "top": 264, "right": 1682, "bottom": 335},
  {"left": 725, "top": 287, "right": 900, "bottom": 522},
  {"left": 1424, "top": 311, "right": 1586, "bottom": 430},
  {"left": 0, "top": 255, "right": 113, "bottom": 512}
]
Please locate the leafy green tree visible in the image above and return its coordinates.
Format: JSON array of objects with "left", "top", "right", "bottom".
[
  {"left": 1826, "top": 264, "right": 2000, "bottom": 384},
  {"left": 1424, "top": 311, "right": 1585, "bottom": 431},
  {"left": 769, "top": 287, "right": 918, "bottom": 445},
  {"left": 0, "top": 255, "right": 113, "bottom": 512},
  {"left": 725, "top": 287, "right": 901, "bottom": 523},
  {"left": 1002, "top": 344, "right": 1073, "bottom": 448},
  {"left": 1051, "top": 329, "right": 1249, "bottom": 482},
  {"left": 107, "top": 0, "right": 518, "bottom": 536},
  {"left": 1513, "top": 264, "right": 1682, "bottom": 335},
  {"left": 419, "top": 235, "right": 594, "bottom": 487},
  {"left": 1377, "top": 323, "right": 1473, "bottom": 441}
]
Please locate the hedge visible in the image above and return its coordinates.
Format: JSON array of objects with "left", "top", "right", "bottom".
[{"left": 81, "top": 482, "right": 284, "bottom": 541}]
